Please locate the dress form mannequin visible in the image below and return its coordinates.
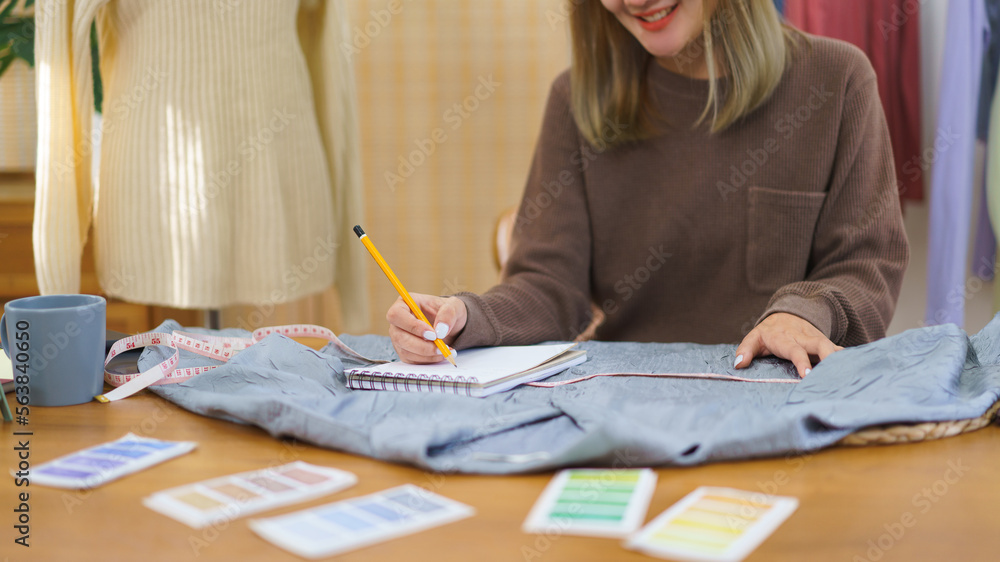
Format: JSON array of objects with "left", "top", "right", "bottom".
[{"left": 34, "top": 0, "right": 367, "bottom": 330}]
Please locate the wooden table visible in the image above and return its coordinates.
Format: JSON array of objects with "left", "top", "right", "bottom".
[{"left": 2, "top": 392, "right": 998, "bottom": 561}]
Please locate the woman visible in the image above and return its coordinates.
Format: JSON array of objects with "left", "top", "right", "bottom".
[{"left": 386, "top": 0, "right": 908, "bottom": 377}]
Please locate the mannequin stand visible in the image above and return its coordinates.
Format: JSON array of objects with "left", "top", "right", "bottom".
[{"left": 204, "top": 309, "right": 221, "bottom": 330}]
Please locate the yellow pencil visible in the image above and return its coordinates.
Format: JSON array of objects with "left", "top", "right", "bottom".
[{"left": 354, "top": 225, "right": 458, "bottom": 367}]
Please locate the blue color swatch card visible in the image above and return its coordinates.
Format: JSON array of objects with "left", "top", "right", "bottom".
[
  {"left": 249, "top": 484, "right": 475, "bottom": 559},
  {"left": 28, "top": 433, "right": 196, "bottom": 489}
]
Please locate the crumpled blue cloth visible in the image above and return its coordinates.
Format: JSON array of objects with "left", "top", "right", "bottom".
[{"left": 138, "top": 315, "right": 1000, "bottom": 474}]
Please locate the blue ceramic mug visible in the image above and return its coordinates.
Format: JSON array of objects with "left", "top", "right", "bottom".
[{"left": 1, "top": 295, "right": 106, "bottom": 406}]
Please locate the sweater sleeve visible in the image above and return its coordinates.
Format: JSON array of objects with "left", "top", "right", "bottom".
[
  {"left": 758, "top": 57, "right": 909, "bottom": 346},
  {"left": 297, "top": 0, "right": 369, "bottom": 331},
  {"left": 452, "top": 74, "right": 593, "bottom": 348},
  {"left": 33, "top": 0, "right": 106, "bottom": 295}
]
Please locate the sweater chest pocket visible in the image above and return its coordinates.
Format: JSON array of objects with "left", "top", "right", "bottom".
[{"left": 746, "top": 186, "right": 827, "bottom": 294}]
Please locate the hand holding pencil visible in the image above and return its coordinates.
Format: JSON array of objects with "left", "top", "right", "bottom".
[{"left": 354, "top": 225, "right": 463, "bottom": 367}]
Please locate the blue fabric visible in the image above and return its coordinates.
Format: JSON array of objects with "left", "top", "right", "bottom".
[
  {"left": 138, "top": 316, "right": 1000, "bottom": 474},
  {"left": 773, "top": 0, "right": 785, "bottom": 16},
  {"left": 926, "top": 0, "right": 990, "bottom": 327}
]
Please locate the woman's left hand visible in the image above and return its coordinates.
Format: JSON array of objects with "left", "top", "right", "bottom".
[{"left": 733, "top": 312, "right": 842, "bottom": 377}]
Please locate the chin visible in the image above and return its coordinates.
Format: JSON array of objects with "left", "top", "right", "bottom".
[
  {"left": 635, "top": 38, "right": 691, "bottom": 59},
  {"left": 607, "top": 1, "right": 705, "bottom": 61}
]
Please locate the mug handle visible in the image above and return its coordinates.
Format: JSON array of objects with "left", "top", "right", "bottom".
[{"left": 0, "top": 313, "right": 8, "bottom": 359}]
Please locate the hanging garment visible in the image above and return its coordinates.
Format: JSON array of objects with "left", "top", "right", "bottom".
[
  {"left": 784, "top": 0, "right": 923, "bottom": 202},
  {"left": 973, "top": 180, "right": 997, "bottom": 282},
  {"left": 926, "top": 0, "right": 990, "bottom": 327},
  {"left": 34, "top": 0, "right": 368, "bottom": 329},
  {"left": 989, "top": 61, "right": 1000, "bottom": 312},
  {"left": 979, "top": 0, "right": 1000, "bottom": 141},
  {"left": 975, "top": 0, "right": 1000, "bottom": 282}
]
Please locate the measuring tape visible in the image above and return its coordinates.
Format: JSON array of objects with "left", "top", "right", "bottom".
[
  {"left": 96, "top": 324, "right": 387, "bottom": 403},
  {"left": 525, "top": 371, "right": 800, "bottom": 388}
]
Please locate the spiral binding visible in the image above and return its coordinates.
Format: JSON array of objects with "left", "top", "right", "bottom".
[{"left": 347, "top": 370, "right": 481, "bottom": 396}]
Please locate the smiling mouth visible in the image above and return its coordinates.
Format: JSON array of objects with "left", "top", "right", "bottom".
[{"left": 637, "top": 4, "right": 678, "bottom": 23}]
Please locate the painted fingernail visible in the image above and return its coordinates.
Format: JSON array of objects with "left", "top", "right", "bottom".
[
  {"left": 422, "top": 330, "right": 436, "bottom": 341},
  {"left": 734, "top": 354, "right": 744, "bottom": 368},
  {"left": 435, "top": 323, "right": 450, "bottom": 339},
  {"left": 448, "top": 348, "right": 458, "bottom": 358},
  {"left": 804, "top": 368, "right": 812, "bottom": 376}
]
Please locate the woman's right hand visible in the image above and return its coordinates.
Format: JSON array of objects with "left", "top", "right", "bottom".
[{"left": 386, "top": 293, "right": 468, "bottom": 364}]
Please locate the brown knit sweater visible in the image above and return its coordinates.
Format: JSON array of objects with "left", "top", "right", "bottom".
[{"left": 453, "top": 35, "right": 909, "bottom": 349}]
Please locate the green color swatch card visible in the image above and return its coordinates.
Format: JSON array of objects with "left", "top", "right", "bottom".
[{"left": 522, "top": 468, "right": 657, "bottom": 538}]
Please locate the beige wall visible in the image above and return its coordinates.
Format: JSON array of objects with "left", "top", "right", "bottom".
[
  {"left": 350, "top": 0, "right": 571, "bottom": 335},
  {"left": 219, "top": 0, "right": 571, "bottom": 334}
]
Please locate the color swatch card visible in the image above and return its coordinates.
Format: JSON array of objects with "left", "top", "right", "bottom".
[
  {"left": 625, "top": 487, "right": 798, "bottom": 562},
  {"left": 523, "top": 468, "right": 657, "bottom": 538},
  {"left": 29, "top": 433, "right": 196, "bottom": 489},
  {"left": 143, "top": 462, "right": 358, "bottom": 529},
  {"left": 249, "top": 484, "right": 475, "bottom": 559}
]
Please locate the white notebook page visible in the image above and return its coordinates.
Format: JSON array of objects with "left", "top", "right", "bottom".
[{"left": 351, "top": 343, "right": 577, "bottom": 384}]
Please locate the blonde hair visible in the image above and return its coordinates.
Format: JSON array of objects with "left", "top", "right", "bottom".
[{"left": 569, "top": 0, "right": 800, "bottom": 145}]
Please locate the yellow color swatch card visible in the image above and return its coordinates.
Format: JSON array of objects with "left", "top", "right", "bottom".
[{"left": 625, "top": 487, "right": 798, "bottom": 562}]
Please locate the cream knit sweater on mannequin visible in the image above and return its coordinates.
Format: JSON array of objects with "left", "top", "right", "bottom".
[{"left": 34, "top": 0, "right": 368, "bottom": 329}]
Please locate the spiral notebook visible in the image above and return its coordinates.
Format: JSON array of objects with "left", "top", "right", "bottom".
[{"left": 346, "top": 343, "right": 586, "bottom": 397}]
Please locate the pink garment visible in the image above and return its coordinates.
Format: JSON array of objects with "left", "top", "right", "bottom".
[{"left": 786, "top": 0, "right": 924, "bottom": 202}]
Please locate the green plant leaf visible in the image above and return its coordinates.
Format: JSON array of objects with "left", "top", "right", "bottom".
[
  {"left": 0, "top": 1, "right": 16, "bottom": 21},
  {"left": 0, "top": 53, "right": 13, "bottom": 77},
  {"left": 10, "top": 33, "right": 29, "bottom": 65},
  {"left": 91, "top": 22, "right": 101, "bottom": 113}
]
